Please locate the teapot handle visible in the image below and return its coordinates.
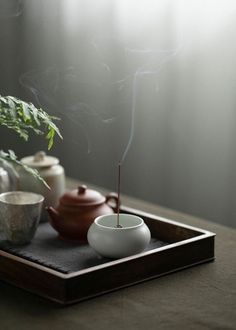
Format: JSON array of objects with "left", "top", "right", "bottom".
[{"left": 105, "top": 193, "right": 120, "bottom": 213}]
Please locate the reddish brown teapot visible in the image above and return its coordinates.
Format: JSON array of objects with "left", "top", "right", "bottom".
[{"left": 47, "top": 185, "right": 118, "bottom": 242}]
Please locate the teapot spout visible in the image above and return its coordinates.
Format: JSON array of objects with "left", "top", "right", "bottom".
[{"left": 46, "top": 206, "right": 62, "bottom": 227}]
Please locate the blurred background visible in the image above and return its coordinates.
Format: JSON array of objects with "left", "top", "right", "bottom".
[{"left": 0, "top": 0, "right": 236, "bottom": 228}]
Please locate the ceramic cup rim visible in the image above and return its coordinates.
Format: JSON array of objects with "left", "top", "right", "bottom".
[
  {"left": 0, "top": 191, "right": 44, "bottom": 205},
  {"left": 95, "top": 214, "right": 144, "bottom": 230}
]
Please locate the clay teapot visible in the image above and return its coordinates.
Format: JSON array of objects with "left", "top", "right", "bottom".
[{"left": 47, "top": 185, "right": 119, "bottom": 242}]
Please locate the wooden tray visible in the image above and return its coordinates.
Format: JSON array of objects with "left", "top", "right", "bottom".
[{"left": 0, "top": 206, "right": 215, "bottom": 304}]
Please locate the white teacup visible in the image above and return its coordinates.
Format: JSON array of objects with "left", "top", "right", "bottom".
[
  {"left": 87, "top": 214, "right": 151, "bottom": 258},
  {"left": 0, "top": 191, "right": 44, "bottom": 245}
]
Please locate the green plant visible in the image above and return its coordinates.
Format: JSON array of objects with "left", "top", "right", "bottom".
[{"left": 0, "top": 95, "right": 62, "bottom": 187}]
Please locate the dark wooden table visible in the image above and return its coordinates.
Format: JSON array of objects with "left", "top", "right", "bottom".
[{"left": 0, "top": 179, "right": 235, "bottom": 330}]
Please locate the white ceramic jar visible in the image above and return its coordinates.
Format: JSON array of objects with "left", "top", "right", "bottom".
[
  {"left": 18, "top": 151, "right": 65, "bottom": 214},
  {"left": 87, "top": 214, "right": 151, "bottom": 259},
  {"left": 0, "top": 167, "right": 11, "bottom": 230},
  {"left": 0, "top": 167, "right": 10, "bottom": 193}
]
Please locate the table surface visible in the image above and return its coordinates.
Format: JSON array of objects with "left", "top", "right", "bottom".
[{"left": 0, "top": 179, "right": 236, "bottom": 330}]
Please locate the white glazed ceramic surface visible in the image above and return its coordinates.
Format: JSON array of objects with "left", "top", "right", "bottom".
[
  {"left": 0, "top": 167, "right": 11, "bottom": 230},
  {"left": 0, "top": 167, "right": 10, "bottom": 193},
  {"left": 19, "top": 165, "right": 65, "bottom": 206},
  {"left": 0, "top": 167, "right": 11, "bottom": 231},
  {"left": 0, "top": 191, "right": 44, "bottom": 245},
  {"left": 18, "top": 152, "right": 65, "bottom": 221},
  {"left": 87, "top": 214, "right": 151, "bottom": 258}
]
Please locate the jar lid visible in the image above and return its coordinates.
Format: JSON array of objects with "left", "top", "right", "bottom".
[
  {"left": 21, "top": 151, "right": 59, "bottom": 168},
  {"left": 60, "top": 185, "right": 105, "bottom": 206}
]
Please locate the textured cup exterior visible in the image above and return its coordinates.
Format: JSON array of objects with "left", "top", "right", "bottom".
[{"left": 0, "top": 192, "right": 44, "bottom": 245}]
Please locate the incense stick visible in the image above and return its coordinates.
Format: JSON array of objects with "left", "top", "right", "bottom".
[{"left": 116, "top": 161, "right": 122, "bottom": 228}]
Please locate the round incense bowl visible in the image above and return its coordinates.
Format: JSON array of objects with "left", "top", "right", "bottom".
[{"left": 87, "top": 214, "right": 151, "bottom": 259}]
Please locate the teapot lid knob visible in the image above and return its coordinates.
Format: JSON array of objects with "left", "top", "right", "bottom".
[{"left": 78, "top": 185, "right": 87, "bottom": 195}]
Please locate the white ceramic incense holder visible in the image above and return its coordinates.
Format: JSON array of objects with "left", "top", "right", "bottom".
[{"left": 87, "top": 214, "right": 151, "bottom": 259}]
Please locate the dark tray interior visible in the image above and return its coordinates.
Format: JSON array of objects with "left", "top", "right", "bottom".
[
  {"left": 0, "top": 206, "right": 215, "bottom": 304},
  {"left": 0, "top": 221, "right": 168, "bottom": 274}
]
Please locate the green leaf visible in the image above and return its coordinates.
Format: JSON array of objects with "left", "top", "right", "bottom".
[
  {"left": 0, "top": 96, "right": 62, "bottom": 186},
  {"left": 21, "top": 102, "right": 30, "bottom": 121},
  {"left": 0, "top": 95, "right": 62, "bottom": 149}
]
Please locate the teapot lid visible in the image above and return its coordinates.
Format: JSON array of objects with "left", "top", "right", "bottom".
[
  {"left": 60, "top": 185, "right": 106, "bottom": 206},
  {"left": 21, "top": 151, "right": 59, "bottom": 168}
]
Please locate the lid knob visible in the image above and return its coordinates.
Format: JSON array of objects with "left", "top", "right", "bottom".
[
  {"left": 34, "top": 151, "right": 46, "bottom": 162},
  {"left": 78, "top": 185, "right": 87, "bottom": 195}
]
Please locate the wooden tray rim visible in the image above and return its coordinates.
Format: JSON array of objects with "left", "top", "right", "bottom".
[{"left": 0, "top": 205, "right": 215, "bottom": 280}]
